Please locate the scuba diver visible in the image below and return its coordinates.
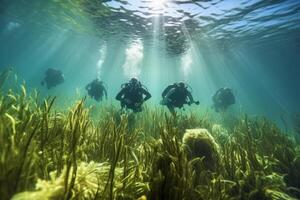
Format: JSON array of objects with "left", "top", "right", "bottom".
[
  {"left": 41, "top": 68, "right": 64, "bottom": 89},
  {"left": 160, "top": 82, "right": 199, "bottom": 115},
  {"left": 116, "top": 78, "right": 151, "bottom": 113},
  {"left": 85, "top": 78, "right": 107, "bottom": 102},
  {"left": 212, "top": 87, "right": 235, "bottom": 112}
]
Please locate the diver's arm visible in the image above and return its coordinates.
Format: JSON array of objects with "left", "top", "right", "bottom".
[
  {"left": 187, "top": 91, "right": 199, "bottom": 105},
  {"left": 213, "top": 88, "right": 222, "bottom": 102},
  {"left": 216, "top": 88, "right": 224, "bottom": 96},
  {"left": 142, "top": 88, "right": 151, "bottom": 101},
  {"left": 165, "top": 88, "right": 176, "bottom": 100},
  {"left": 187, "top": 91, "right": 195, "bottom": 103},
  {"left": 103, "top": 87, "right": 108, "bottom": 99},
  {"left": 212, "top": 92, "right": 217, "bottom": 102},
  {"left": 85, "top": 83, "right": 91, "bottom": 90},
  {"left": 116, "top": 88, "right": 125, "bottom": 101},
  {"left": 162, "top": 85, "right": 175, "bottom": 98}
]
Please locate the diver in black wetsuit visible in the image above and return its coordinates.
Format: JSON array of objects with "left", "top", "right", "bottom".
[
  {"left": 85, "top": 78, "right": 107, "bottom": 102},
  {"left": 212, "top": 87, "right": 235, "bottom": 112},
  {"left": 161, "top": 82, "right": 199, "bottom": 115},
  {"left": 41, "top": 68, "right": 65, "bottom": 89},
  {"left": 116, "top": 78, "right": 151, "bottom": 113}
]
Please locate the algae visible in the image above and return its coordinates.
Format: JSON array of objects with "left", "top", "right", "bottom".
[{"left": 0, "top": 69, "right": 299, "bottom": 200}]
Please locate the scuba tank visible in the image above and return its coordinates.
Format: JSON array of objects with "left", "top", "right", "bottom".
[
  {"left": 121, "top": 83, "right": 130, "bottom": 89},
  {"left": 185, "top": 83, "right": 193, "bottom": 93}
]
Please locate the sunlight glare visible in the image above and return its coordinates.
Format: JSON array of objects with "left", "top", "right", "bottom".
[
  {"left": 150, "top": 0, "right": 167, "bottom": 9},
  {"left": 122, "top": 40, "right": 144, "bottom": 79}
]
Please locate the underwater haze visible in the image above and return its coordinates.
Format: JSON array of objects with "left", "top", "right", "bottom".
[
  {"left": 1, "top": 0, "right": 300, "bottom": 123},
  {"left": 1, "top": 0, "right": 300, "bottom": 200}
]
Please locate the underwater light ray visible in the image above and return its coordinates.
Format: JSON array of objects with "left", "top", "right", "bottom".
[
  {"left": 149, "top": 0, "right": 168, "bottom": 10},
  {"left": 181, "top": 49, "right": 192, "bottom": 81},
  {"left": 185, "top": 37, "right": 228, "bottom": 102},
  {"left": 179, "top": 21, "right": 196, "bottom": 82},
  {"left": 21, "top": 31, "right": 72, "bottom": 89},
  {"left": 227, "top": 49, "right": 290, "bottom": 120},
  {"left": 122, "top": 40, "right": 144, "bottom": 79},
  {"left": 96, "top": 43, "right": 107, "bottom": 79},
  {"left": 146, "top": 14, "right": 169, "bottom": 100}
]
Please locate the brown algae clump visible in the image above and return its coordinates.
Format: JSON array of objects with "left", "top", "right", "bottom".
[{"left": 182, "top": 128, "right": 220, "bottom": 171}]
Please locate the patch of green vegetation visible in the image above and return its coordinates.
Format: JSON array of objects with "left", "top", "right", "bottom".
[
  {"left": 292, "top": 113, "right": 300, "bottom": 136},
  {"left": 0, "top": 67, "right": 12, "bottom": 89},
  {"left": 0, "top": 69, "right": 300, "bottom": 200}
]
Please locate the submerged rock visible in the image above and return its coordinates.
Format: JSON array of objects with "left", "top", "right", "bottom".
[{"left": 182, "top": 128, "right": 220, "bottom": 171}]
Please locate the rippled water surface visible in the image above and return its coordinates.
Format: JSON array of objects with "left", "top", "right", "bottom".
[{"left": 2, "top": 0, "right": 300, "bottom": 48}]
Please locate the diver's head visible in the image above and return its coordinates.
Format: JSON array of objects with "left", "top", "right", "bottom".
[
  {"left": 178, "top": 82, "right": 185, "bottom": 87},
  {"left": 129, "top": 77, "right": 140, "bottom": 88},
  {"left": 177, "top": 82, "right": 186, "bottom": 90},
  {"left": 223, "top": 87, "right": 232, "bottom": 94}
]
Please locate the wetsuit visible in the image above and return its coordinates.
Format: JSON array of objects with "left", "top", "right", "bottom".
[{"left": 116, "top": 84, "right": 151, "bottom": 112}]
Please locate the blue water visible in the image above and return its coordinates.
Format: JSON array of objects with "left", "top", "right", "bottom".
[{"left": 0, "top": 0, "right": 300, "bottom": 127}]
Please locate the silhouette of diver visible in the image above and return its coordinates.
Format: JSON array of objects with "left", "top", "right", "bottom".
[
  {"left": 212, "top": 87, "right": 235, "bottom": 112},
  {"left": 116, "top": 78, "right": 151, "bottom": 113},
  {"left": 41, "top": 68, "right": 64, "bottom": 89},
  {"left": 161, "top": 82, "right": 199, "bottom": 115},
  {"left": 85, "top": 78, "right": 107, "bottom": 102}
]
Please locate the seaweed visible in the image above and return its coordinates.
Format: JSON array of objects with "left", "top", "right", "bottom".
[
  {"left": 0, "top": 70, "right": 299, "bottom": 200},
  {"left": 292, "top": 113, "right": 300, "bottom": 136},
  {"left": 0, "top": 67, "right": 12, "bottom": 89}
]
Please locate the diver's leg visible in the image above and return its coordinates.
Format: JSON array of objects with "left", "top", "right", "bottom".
[
  {"left": 126, "top": 102, "right": 138, "bottom": 112},
  {"left": 127, "top": 112, "right": 136, "bottom": 131},
  {"left": 133, "top": 103, "right": 142, "bottom": 113},
  {"left": 120, "top": 101, "right": 127, "bottom": 112},
  {"left": 137, "top": 106, "right": 142, "bottom": 112},
  {"left": 214, "top": 103, "right": 221, "bottom": 112},
  {"left": 167, "top": 104, "right": 176, "bottom": 116}
]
